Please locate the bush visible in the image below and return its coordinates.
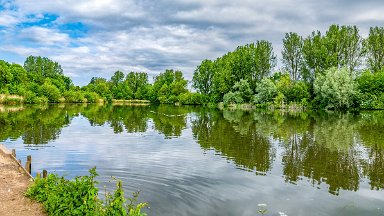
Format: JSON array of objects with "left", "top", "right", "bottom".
[
  {"left": 273, "top": 92, "right": 285, "bottom": 108},
  {"left": 40, "top": 82, "right": 61, "bottom": 103},
  {"left": 290, "top": 81, "right": 311, "bottom": 102},
  {"left": 63, "top": 91, "right": 86, "bottom": 103},
  {"left": 314, "top": 67, "right": 357, "bottom": 109},
  {"left": 357, "top": 70, "right": 384, "bottom": 95},
  {"left": 232, "top": 79, "right": 253, "bottom": 102},
  {"left": 223, "top": 91, "right": 243, "bottom": 105},
  {"left": 178, "top": 92, "right": 209, "bottom": 105},
  {"left": 32, "top": 96, "right": 49, "bottom": 104},
  {"left": 84, "top": 92, "right": 103, "bottom": 103},
  {"left": 26, "top": 167, "right": 147, "bottom": 216},
  {"left": 254, "top": 78, "right": 278, "bottom": 104},
  {"left": 356, "top": 70, "right": 384, "bottom": 109}
]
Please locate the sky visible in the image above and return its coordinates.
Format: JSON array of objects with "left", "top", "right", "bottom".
[{"left": 0, "top": 0, "right": 383, "bottom": 86}]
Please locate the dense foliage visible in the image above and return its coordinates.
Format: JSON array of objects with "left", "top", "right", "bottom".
[
  {"left": 1, "top": 24, "right": 384, "bottom": 109},
  {"left": 193, "top": 24, "right": 384, "bottom": 110},
  {"left": 0, "top": 57, "right": 208, "bottom": 105},
  {"left": 26, "top": 167, "right": 147, "bottom": 216}
]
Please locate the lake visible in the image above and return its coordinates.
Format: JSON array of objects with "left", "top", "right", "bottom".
[{"left": 1, "top": 104, "right": 384, "bottom": 216}]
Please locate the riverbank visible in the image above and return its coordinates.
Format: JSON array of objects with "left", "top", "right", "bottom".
[{"left": 0, "top": 145, "right": 45, "bottom": 216}]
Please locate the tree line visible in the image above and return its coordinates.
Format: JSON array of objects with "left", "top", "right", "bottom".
[
  {"left": 1, "top": 24, "right": 384, "bottom": 109},
  {"left": 0, "top": 56, "right": 208, "bottom": 105},
  {"left": 193, "top": 24, "right": 384, "bottom": 109}
]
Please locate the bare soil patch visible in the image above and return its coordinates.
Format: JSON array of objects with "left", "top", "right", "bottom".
[{"left": 0, "top": 152, "right": 45, "bottom": 216}]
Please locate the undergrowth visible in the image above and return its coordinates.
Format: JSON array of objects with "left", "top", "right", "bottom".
[{"left": 25, "top": 167, "right": 147, "bottom": 216}]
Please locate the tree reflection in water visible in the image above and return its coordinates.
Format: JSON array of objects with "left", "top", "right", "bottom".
[{"left": 1, "top": 104, "right": 384, "bottom": 195}]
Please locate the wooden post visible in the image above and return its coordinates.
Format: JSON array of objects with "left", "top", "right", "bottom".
[
  {"left": 11, "top": 149, "right": 16, "bottom": 157},
  {"left": 36, "top": 172, "right": 41, "bottom": 178},
  {"left": 25, "top": 161, "right": 31, "bottom": 174},
  {"left": 25, "top": 155, "right": 32, "bottom": 174},
  {"left": 43, "top": 170, "right": 48, "bottom": 178}
]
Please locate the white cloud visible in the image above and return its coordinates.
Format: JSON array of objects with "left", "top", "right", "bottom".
[
  {"left": 0, "top": 12, "right": 19, "bottom": 26},
  {"left": 20, "top": 26, "right": 70, "bottom": 45}
]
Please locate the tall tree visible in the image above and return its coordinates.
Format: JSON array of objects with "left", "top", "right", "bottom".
[
  {"left": 364, "top": 26, "right": 384, "bottom": 73},
  {"left": 110, "top": 71, "right": 125, "bottom": 86},
  {"left": 324, "top": 25, "right": 363, "bottom": 73},
  {"left": 338, "top": 25, "right": 363, "bottom": 73},
  {"left": 152, "top": 69, "right": 188, "bottom": 103},
  {"left": 282, "top": 32, "right": 304, "bottom": 81},
  {"left": 24, "top": 56, "right": 63, "bottom": 78},
  {"left": 302, "top": 31, "right": 328, "bottom": 82},
  {"left": 192, "top": 59, "right": 214, "bottom": 95},
  {"left": 249, "top": 40, "right": 276, "bottom": 86},
  {"left": 125, "top": 72, "right": 149, "bottom": 99}
]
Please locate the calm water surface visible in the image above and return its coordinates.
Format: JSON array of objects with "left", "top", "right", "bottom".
[{"left": 1, "top": 104, "right": 384, "bottom": 216}]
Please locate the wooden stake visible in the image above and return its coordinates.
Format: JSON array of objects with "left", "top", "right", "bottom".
[
  {"left": 25, "top": 161, "right": 31, "bottom": 174},
  {"left": 43, "top": 170, "right": 48, "bottom": 178}
]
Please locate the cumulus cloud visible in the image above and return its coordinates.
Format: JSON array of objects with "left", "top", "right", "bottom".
[
  {"left": 0, "top": 0, "right": 383, "bottom": 85},
  {"left": 20, "top": 26, "right": 70, "bottom": 45}
]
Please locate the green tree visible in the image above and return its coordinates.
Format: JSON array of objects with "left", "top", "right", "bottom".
[
  {"left": 0, "top": 60, "right": 12, "bottom": 92},
  {"left": 152, "top": 69, "right": 188, "bottom": 103},
  {"left": 192, "top": 59, "right": 214, "bottom": 95},
  {"left": 282, "top": 32, "right": 304, "bottom": 81},
  {"left": 324, "top": 25, "right": 363, "bottom": 74},
  {"left": 24, "top": 56, "right": 63, "bottom": 83},
  {"left": 364, "top": 26, "right": 384, "bottom": 73},
  {"left": 302, "top": 31, "right": 329, "bottom": 82},
  {"left": 125, "top": 72, "right": 150, "bottom": 99},
  {"left": 110, "top": 70, "right": 125, "bottom": 86}
]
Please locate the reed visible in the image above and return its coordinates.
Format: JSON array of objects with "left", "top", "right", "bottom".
[{"left": 0, "top": 94, "right": 24, "bottom": 105}]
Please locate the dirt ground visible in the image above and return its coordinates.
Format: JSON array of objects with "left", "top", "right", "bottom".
[{"left": 0, "top": 152, "right": 46, "bottom": 216}]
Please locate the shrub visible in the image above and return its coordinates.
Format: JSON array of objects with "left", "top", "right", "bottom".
[
  {"left": 254, "top": 78, "right": 278, "bottom": 104},
  {"left": 223, "top": 91, "right": 243, "bottom": 105},
  {"left": 273, "top": 92, "right": 285, "bottom": 108},
  {"left": 232, "top": 79, "right": 253, "bottom": 102},
  {"left": 178, "top": 92, "right": 209, "bottom": 105},
  {"left": 26, "top": 167, "right": 147, "bottom": 216},
  {"left": 356, "top": 70, "right": 384, "bottom": 109},
  {"left": 32, "top": 96, "right": 49, "bottom": 104},
  {"left": 63, "top": 91, "right": 86, "bottom": 103},
  {"left": 290, "top": 81, "right": 311, "bottom": 103},
  {"left": 314, "top": 67, "right": 357, "bottom": 109},
  {"left": 83, "top": 92, "right": 102, "bottom": 103},
  {"left": 40, "top": 82, "right": 61, "bottom": 103}
]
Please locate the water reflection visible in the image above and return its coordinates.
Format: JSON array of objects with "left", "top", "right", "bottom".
[
  {"left": 1, "top": 104, "right": 384, "bottom": 197},
  {"left": 191, "top": 109, "right": 384, "bottom": 194}
]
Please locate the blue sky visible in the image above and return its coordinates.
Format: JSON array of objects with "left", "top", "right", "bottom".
[{"left": 0, "top": 0, "right": 383, "bottom": 86}]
